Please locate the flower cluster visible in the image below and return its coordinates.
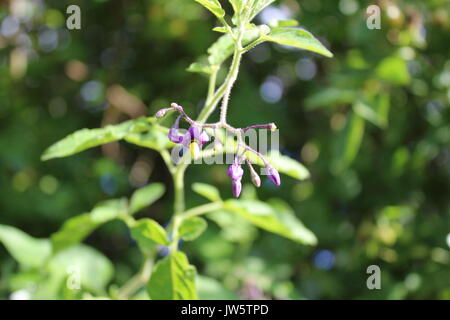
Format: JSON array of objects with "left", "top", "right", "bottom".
[{"left": 156, "top": 103, "right": 281, "bottom": 198}]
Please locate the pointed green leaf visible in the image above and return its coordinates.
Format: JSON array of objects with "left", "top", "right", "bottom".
[
  {"left": 148, "top": 251, "right": 197, "bottom": 300},
  {"left": 305, "top": 88, "right": 358, "bottom": 110},
  {"left": 263, "top": 27, "right": 333, "bottom": 57},
  {"left": 223, "top": 199, "right": 317, "bottom": 245},
  {"left": 248, "top": 0, "right": 275, "bottom": 21},
  {"left": 212, "top": 26, "right": 227, "bottom": 33},
  {"left": 187, "top": 61, "right": 214, "bottom": 74},
  {"left": 192, "top": 183, "right": 221, "bottom": 202},
  {"left": 179, "top": 217, "right": 207, "bottom": 241},
  {"left": 353, "top": 98, "right": 389, "bottom": 129},
  {"left": 124, "top": 125, "right": 173, "bottom": 151},
  {"left": 129, "top": 183, "right": 165, "bottom": 215},
  {"left": 333, "top": 112, "right": 365, "bottom": 173},
  {"left": 130, "top": 218, "right": 169, "bottom": 248},
  {"left": 0, "top": 225, "right": 51, "bottom": 268},
  {"left": 41, "top": 118, "right": 155, "bottom": 161},
  {"left": 195, "top": 0, "right": 225, "bottom": 18},
  {"left": 228, "top": 0, "right": 243, "bottom": 14}
]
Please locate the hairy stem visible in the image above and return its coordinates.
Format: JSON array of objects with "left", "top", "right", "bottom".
[{"left": 219, "top": 34, "right": 244, "bottom": 123}]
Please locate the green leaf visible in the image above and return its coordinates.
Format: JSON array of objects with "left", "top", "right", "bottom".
[
  {"left": 179, "top": 217, "right": 207, "bottom": 241},
  {"left": 375, "top": 56, "right": 410, "bottom": 85},
  {"left": 223, "top": 199, "right": 317, "bottom": 245},
  {"left": 228, "top": 0, "right": 243, "bottom": 15},
  {"left": 130, "top": 218, "right": 169, "bottom": 248},
  {"left": 192, "top": 182, "right": 221, "bottom": 202},
  {"left": 0, "top": 225, "right": 51, "bottom": 268},
  {"left": 263, "top": 27, "right": 333, "bottom": 57},
  {"left": 353, "top": 98, "right": 388, "bottom": 129},
  {"left": 51, "top": 198, "right": 127, "bottom": 252},
  {"left": 305, "top": 88, "right": 358, "bottom": 110},
  {"left": 124, "top": 125, "right": 173, "bottom": 151},
  {"left": 42, "top": 117, "right": 154, "bottom": 161},
  {"left": 333, "top": 112, "right": 365, "bottom": 173},
  {"left": 212, "top": 26, "right": 228, "bottom": 33},
  {"left": 129, "top": 183, "right": 165, "bottom": 215},
  {"left": 195, "top": 0, "right": 225, "bottom": 18},
  {"left": 51, "top": 214, "right": 95, "bottom": 253},
  {"left": 187, "top": 60, "right": 215, "bottom": 74},
  {"left": 268, "top": 19, "right": 299, "bottom": 28},
  {"left": 47, "top": 244, "right": 114, "bottom": 293},
  {"left": 90, "top": 198, "right": 128, "bottom": 222},
  {"left": 248, "top": 0, "right": 275, "bottom": 22},
  {"left": 148, "top": 251, "right": 197, "bottom": 300},
  {"left": 197, "top": 275, "right": 239, "bottom": 300}
]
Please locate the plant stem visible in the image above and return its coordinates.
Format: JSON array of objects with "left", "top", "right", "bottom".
[
  {"left": 219, "top": 34, "right": 244, "bottom": 123},
  {"left": 169, "top": 164, "right": 187, "bottom": 252},
  {"left": 179, "top": 201, "right": 223, "bottom": 220},
  {"left": 117, "top": 257, "right": 153, "bottom": 299}
]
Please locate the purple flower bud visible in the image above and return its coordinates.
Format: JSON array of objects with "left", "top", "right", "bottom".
[
  {"left": 266, "top": 165, "right": 281, "bottom": 186},
  {"left": 168, "top": 116, "right": 183, "bottom": 143},
  {"left": 246, "top": 160, "right": 261, "bottom": 187},
  {"left": 227, "top": 163, "right": 244, "bottom": 181},
  {"left": 231, "top": 179, "right": 242, "bottom": 198},
  {"left": 155, "top": 108, "right": 167, "bottom": 118}
]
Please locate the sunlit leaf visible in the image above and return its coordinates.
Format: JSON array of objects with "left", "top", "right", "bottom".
[
  {"left": 130, "top": 218, "right": 170, "bottom": 249},
  {"left": 129, "top": 183, "right": 165, "bottom": 215},
  {"left": 124, "top": 125, "right": 173, "bottom": 151},
  {"left": 263, "top": 27, "right": 333, "bottom": 57},
  {"left": 187, "top": 60, "right": 214, "bottom": 74},
  {"left": 195, "top": 0, "right": 225, "bottom": 18},
  {"left": 333, "top": 112, "right": 365, "bottom": 173},
  {"left": 223, "top": 199, "right": 317, "bottom": 245},
  {"left": 248, "top": 0, "right": 275, "bottom": 21},
  {"left": 42, "top": 118, "right": 155, "bottom": 160},
  {"left": 148, "top": 251, "right": 197, "bottom": 300},
  {"left": 268, "top": 19, "right": 299, "bottom": 28},
  {"left": 375, "top": 56, "right": 410, "bottom": 85},
  {"left": 192, "top": 182, "right": 221, "bottom": 202},
  {"left": 0, "top": 225, "right": 51, "bottom": 268},
  {"left": 179, "top": 217, "right": 207, "bottom": 241},
  {"left": 353, "top": 98, "right": 388, "bottom": 129}
]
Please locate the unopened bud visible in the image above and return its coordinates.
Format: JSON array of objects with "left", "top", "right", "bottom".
[{"left": 155, "top": 108, "right": 167, "bottom": 118}]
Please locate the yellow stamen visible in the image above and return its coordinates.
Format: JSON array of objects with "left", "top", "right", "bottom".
[{"left": 190, "top": 141, "right": 200, "bottom": 159}]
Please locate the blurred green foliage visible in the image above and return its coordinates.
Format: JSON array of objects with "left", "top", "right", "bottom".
[{"left": 0, "top": 0, "right": 449, "bottom": 299}]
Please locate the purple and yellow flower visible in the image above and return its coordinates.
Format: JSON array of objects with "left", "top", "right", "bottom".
[{"left": 168, "top": 116, "right": 209, "bottom": 158}]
